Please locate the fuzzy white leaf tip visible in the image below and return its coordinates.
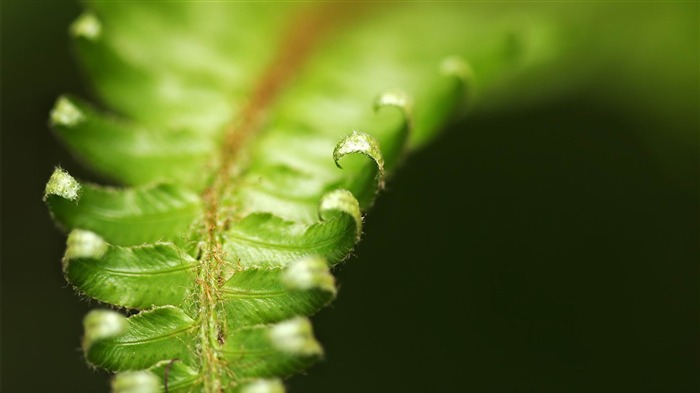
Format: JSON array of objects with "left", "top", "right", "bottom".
[
  {"left": 319, "top": 189, "right": 362, "bottom": 239},
  {"left": 44, "top": 167, "right": 81, "bottom": 201},
  {"left": 435, "top": 55, "right": 475, "bottom": 122},
  {"left": 70, "top": 12, "right": 101, "bottom": 40},
  {"left": 374, "top": 88, "right": 413, "bottom": 113},
  {"left": 65, "top": 229, "right": 108, "bottom": 262},
  {"left": 50, "top": 96, "right": 84, "bottom": 127},
  {"left": 240, "top": 379, "right": 286, "bottom": 393},
  {"left": 440, "top": 55, "right": 474, "bottom": 82},
  {"left": 111, "top": 371, "right": 160, "bottom": 393},
  {"left": 283, "top": 255, "right": 336, "bottom": 293},
  {"left": 333, "top": 130, "right": 385, "bottom": 188},
  {"left": 374, "top": 89, "right": 413, "bottom": 144},
  {"left": 83, "top": 310, "right": 127, "bottom": 350},
  {"left": 269, "top": 317, "right": 322, "bottom": 356}
]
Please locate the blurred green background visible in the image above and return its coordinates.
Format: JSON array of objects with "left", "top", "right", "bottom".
[{"left": 2, "top": 2, "right": 697, "bottom": 392}]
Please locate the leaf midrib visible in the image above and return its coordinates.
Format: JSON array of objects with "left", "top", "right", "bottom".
[
  {"left": 118, "top": 325, "right": 194, "bottom": 346},
  {"left": 78, "top": 263, "right": 195, "bottom": 277},
  {"left": 192, "top": 5, "right": 355, "bottom": 392}
]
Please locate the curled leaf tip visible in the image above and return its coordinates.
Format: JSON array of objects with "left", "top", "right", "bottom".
[
  {"left": 70, "top": 12, "right": 101, "bottom": 40},
  {"left": 374, "top": 89, "right": 413, "bottom": 163},
  {"left": 319, "top": 189, "right": 362, "bottom": 240},
  {"left": 268, "top": 317, "right": 322, "bottom": 356},
  {"left": 111, "top": 371, "right": 160, "bottom": 393},
  {"left": 44, "top": 167, "right": 81, "bottom": 202},
  {"left": 438, "top": 55, "right": 475, "bottom": 116},
  {"left": 64, "top": 229, "right": 108, "bottom": 264},
  {"left": 240, "top": 379, "right": 286, "bottom": 393},
  {"left": 333, "top": 130, "right": 385, "bottom": 188},
  {"left": 83, "top": 310, "right": 127, "bottom": 351},
  {"left": 283, "top": 255, "right": 336, "bottom": 293},
  {"left": 440, "top": 55, "right": 474, "bottom": 82},
  {"left": 50, "top": 96, "right": 84, "bottom": 127},
  {"left": 373, "top": 88, "right": 413, "bottom": 113}
]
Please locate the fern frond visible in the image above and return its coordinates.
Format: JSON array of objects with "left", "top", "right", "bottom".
[{"left": 44, "top": 3, "right": 568, "bottom": 392}]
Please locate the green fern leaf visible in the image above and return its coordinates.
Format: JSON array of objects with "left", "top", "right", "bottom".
[
  {"left": 44, "top": 2, "right": 571, "bottom": 392},
  {"left": 62, "top": 229, "right": 197, "bottom": 309},
  {"left": 83, "top": 306, "right": 197, "bottom": 371}
]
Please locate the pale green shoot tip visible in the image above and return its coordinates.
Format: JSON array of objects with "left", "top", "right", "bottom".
[
  {"left": 333, "top": 131, "right": 384, "bottom": 170},
  {"left": 333, "top": 131, "right": 386, "bottom": 189},
  {"left": 70, "top": 12, "right": 102, "bottom": 40},
  {"left": 111, "top": 371, "right": 160, "bottom": 393},
  {"left": 50, "top": 96, "right": 84, "bottom": 127},
  {"left": 83, "top": 310, "right": 127, "bottom": 351},
  {"left": 319, "top": 189, "right": 362, "bottom": 238},
  {"left": 283, "top": 256, "right": 336, "bottom": 293},
  {"left": 439, "top": 56, "right": 475, "bottom": 115},
  {"left": 269, "top": 318, "right": 322, "bottom": 356},
  {"left": 65, "top": 229, "right": 108, "bottom": 262},
  {"left": 440, "top": 55, "right": 474, "bottom": 82},
  {"left": 240, "top": 379, "right": 286, "bottom": 393},
  {"left": 44, "top": 167, "right": 81, "bottom": 202},
  {"left": 374, "top": 88, "right": 413, "bottom": 113}
]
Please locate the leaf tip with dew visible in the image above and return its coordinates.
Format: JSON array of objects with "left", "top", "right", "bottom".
[
  {"left": 268, "top": 317, "right": 322, "bottom": 356},
  {"left": 70, "top": 12, "right": 102, "bottom": 41},
  {"left": 44, "top": 167, "right": 81, "bottom": 202},
  {"left": 111, "top": 371, "right": 160, "bottom": 393}
]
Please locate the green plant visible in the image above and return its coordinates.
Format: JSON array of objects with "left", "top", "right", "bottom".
[{"left": 43, "top": 2, "right": 696, "bottom": 393}]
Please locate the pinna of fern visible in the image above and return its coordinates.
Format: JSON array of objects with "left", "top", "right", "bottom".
[{"left": 39, "top": 2, "right": 570, "bottom": 392}]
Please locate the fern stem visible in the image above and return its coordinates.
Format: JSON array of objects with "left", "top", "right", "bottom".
[
  {"left": 197, "top": 188, "right": 226, "bottom": 393},
  {"left": 193, "top": 5, "right": 350, "bottom": 391}
]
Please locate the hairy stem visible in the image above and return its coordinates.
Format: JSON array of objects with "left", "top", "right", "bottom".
[{"left": 193, "top": 4, "right": 353, "bottom": 391}]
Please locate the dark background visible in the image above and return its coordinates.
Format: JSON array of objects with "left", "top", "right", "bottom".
[{"left": 2, "top": 2, "right": 698, "bottom": 393}]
